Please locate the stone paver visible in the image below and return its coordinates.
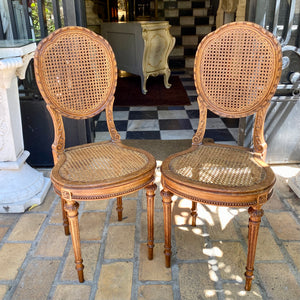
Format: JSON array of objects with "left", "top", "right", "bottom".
[
  {"left": 240, "top": 227, "right": 283, "bottom": 261},
  {"left": 104, "top": 225, "right": 135, "bottom": 259},
  {"left": 265, "top": 211, "right": 300, "bottom": 240},
  {"left": 61, "top": 243, "right": 100, "bottom": 281},
  {"left": 283, "top": 242, "right": 300, "bottom": 270},
  {"left": 53, "top": 285, "right": 91, "bottom": 300},
  {"left": 223, "top": 283, "right": 262, "bottom": 299},
  {"left": 11, "top": 260, "right": 60, "bottom": 300},
  {"left": 179, "top": 263, "right": 218, "bottom": 300},
  {"left": 84, "top": 199, "right": 109, "bottom": 211},
  {"left": 95, "top": 262, "right": 133, "bottom": 300},
  {"left": 256, "top": 263, "right": 300, "bottom": 299},
  {"left": 138, "top": 285, "right": 173, "bottom": 300},
  {"left": 34, "top": 225, "right": 68, "bottom": 257},
  {"left": 175, "top": 226, "right": 207, "bottom": 260},
  {"left": 0, "top": 243, "right": 31, "bottom": 280},
  {"left": 79, "top": 212, "right": 106, "bottom": 241},
  {"left": 7, "top": 214, "right": 46, "bottom": 241},
  {"left": 139, "top": 243, "right": 172, "bottom": 281},
  {"left": 0, "top": 286, "right": 7, "bottom": 299},
  {"left": 110, "top": 199, "right": 137, "bottom": 223},
  {"left": 0, "top": 165, "right": 299, "bottom": 299}
]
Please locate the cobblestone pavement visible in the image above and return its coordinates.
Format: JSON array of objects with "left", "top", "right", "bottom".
[{"left": 0, "top": 164, "right": 300, "bottom": 300}]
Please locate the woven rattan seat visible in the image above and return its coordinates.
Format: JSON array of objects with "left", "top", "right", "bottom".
[
  {"left": 160, "top": 22, "right": 282, "bottom": 291},
  {"left": 169, "top": 144, "right": 266, "bottom": 188},
  {"left": 34, "top": 26, "right": 157, "bottom": 283},
  {"left": 57, "top": 142, "right": 150, "bottom": 184}
]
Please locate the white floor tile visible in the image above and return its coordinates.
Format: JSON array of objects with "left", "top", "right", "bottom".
[
  {"left": 129, "top": 106, "right": 157, "bottom": 111},
  {"left": 158, "top": 110, "right": 189, "bottom": 119},
  {"left": 127, "top": 120, "right": 160, "bottom": 131},
  {"left": 160, "top": 130, "right": 195, "bottom": 140}
]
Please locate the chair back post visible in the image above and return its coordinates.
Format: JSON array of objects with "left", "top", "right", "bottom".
[
  {"left": 34, "top": 26, "right": 120, "bottom": 156},
  {"left": 46, "top": 105, "right": 65, "bottom": 165},
  {"left": 192, "top": 99, "right": 207, "bottom": 145},
  {"left": 253, "top": 103, "right": 270, "bottom": 160}
]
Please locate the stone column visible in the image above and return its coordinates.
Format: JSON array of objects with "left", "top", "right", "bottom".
[{"left": 0, "top": 42, "right": 51, "bottom": 213}]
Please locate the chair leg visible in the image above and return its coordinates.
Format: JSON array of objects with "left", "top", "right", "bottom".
[
  {"left": 60, "top": 197, "right": 70, "bottom": 235},
  {"left": 245, "top": 205, "right": 264, "bottom": 291},
  {"left": 161, "top": 189, "right": 173, "bottom": 268},
  {"left": 116, "top": 196, "right": 123, "bottom": 221},
  {"left": 191, "top": 201, "right": 198, "bottom": 227},
  {"left": 146, "top": 183, "right": 157, "bottom": 260},
  {"left": 64, "top": 199, "right": 84, "bottom": 283}
]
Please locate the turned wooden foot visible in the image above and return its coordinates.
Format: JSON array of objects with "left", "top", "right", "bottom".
[
  {"left": 245, "top": 206, "right": 264, "bottom": 291},
  {"left": 61, "top": 197, "right": 70, "bottom": 235},
  {"left": 64, "top": 195, "right": 84, "bottom": 283},
  {"left": 191, "top": 201, "right": 198, "bottom": 227},
  {"left": 116, "top": 196, "right": 123, "bottom": 221},
  {"left": 161, "top": 189, "right": 173, "bottom": 268},
  {"left": 146, "top": 183, "right": 157, "bottom": 260}
]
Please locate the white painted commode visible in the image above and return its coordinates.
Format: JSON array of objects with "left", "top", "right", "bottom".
[{"left": 101, "top": 21, "right": 175, "bottom": 94}]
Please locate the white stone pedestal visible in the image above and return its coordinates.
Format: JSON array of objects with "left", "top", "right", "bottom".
[
  {"left": 0, "top": 40, "right": 51, "bottom": 213},
  {"left": 288, "top": 172, "right": 300, "bottom": 199}
]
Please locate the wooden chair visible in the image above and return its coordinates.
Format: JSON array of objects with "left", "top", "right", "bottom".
[
  {"left": 160, "top": 22, "right": 282, "bottom": 291},
  {"left": 34, "top": 26, "right": 157, "bottom": 283}
]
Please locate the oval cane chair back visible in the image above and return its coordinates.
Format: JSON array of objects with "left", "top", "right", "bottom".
[
  {"left": 34, "top": 26, "right": 157, "bottom": 283},
  {"left": 34, "top": 26, "right": 117, "bottom": 119},
  {"left": 194, "top": 22, "right": 281, "bottom": 118},
  {"left": 160, "top": 22, "right": 282, "bottom": 292}
]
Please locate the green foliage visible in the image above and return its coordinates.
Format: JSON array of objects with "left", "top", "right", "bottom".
[{"left": 30, "top": 0, "right": 59, "bottom": 38}]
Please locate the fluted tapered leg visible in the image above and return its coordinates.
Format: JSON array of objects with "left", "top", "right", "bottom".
[
  {"left": 116, "top": 196, "right": 123, "bottom": 221},
  {"left": 191, "top": 201, "right": 198, "bottom": 227},
  {"left": 161, "top": 189, "right": 173, "bottom": 268},
  {"left": 64, "top": 199, "right": 84, "bottom": 283},
  {"left": 61, "top": 197, "right": 70, "bottom": 235},
  {"left": 245, "top": 205, "right": 264, "bottom": 291},
  {"left": 146, "top": 183, "right": 157, "bottom": 260}
]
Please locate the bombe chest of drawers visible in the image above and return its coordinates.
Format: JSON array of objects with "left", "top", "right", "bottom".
[{"left": 101, "top": 21, "right": 175, "bottom": 94}]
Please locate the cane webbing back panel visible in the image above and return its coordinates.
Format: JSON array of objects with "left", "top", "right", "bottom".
[
  {"left": 34, "top": 26, "right": 117, "bottom": 119},
  {"left": 170, "top": 145, "right": 266, "bottom": 188},
  {"left": 59, "top": 143, "right": 149, "bottom": 183},
  {"left": 194, "top": 22, "right": 282, "bottom": 118}
]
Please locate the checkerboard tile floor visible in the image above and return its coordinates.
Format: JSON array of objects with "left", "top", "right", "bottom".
[{"left": 94, "top": 73, "right": 239, "bottom": 144}]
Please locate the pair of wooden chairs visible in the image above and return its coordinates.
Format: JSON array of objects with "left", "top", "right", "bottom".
[{"left": 34, "top": 22, "right": 282, "bottom": 291}]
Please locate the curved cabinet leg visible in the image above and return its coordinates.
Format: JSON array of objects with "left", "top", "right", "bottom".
[
  {"left": 64, "top": 198, "right": 84, "bottom": 283},
  {"left": 60, "top": 197, "right": 70, "bottom": 235},
  {"left": 116, "top": 197, "right": 123, "bottom": 221},
  {"left": 245, "top": 205, "right": 264, "bottom": 291},
  {"left": 146, "top": 183, "right": 157, "bottom": 260},
  {"left": 163, "top": 68, "right": 172, "bottom": 89},
  {"left": 141, "top": 74, "right": 149, "bottom": 95},
  {"left": 191, "top": 201, "right": 198, "bottom": 227},
  {"left": 161, "top": 189, "right": 173, "bottom": 268}
]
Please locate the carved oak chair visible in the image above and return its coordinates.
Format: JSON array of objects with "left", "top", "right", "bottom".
[
  {"left": 160, "top": 22, "right": 282, "bottom": 291},
  {"left": 34, "top": 26, "right": 157, "bottom": 283}
]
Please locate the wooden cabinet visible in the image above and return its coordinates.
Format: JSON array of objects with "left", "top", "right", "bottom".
[{"left": 101, "top": 21, "right": 175, "bottom": 94}]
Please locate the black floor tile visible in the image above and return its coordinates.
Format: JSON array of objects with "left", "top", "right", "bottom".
[
  {"left": 126, "top": 131, "right": 161, "bottom": 139},
  {"left": 186, "top": 110, "right": 199, "bottom": 119},
  {"left": 204, "top": 129, "right": 235, "bottom": 141},
  {"left": 113, "top": 106, "right": 130, "bottom": 111},
  {"left": 159, "top": 119, "right": 193, "bottom": 130},
  {"left": 221, "top": 118, "right": 240, "bottom": 128},
  {"left": 157, "top": 106, "right": 186, "bottom": 110},
  {"left": 129, "top": 111, "right": 158, "bottom": 120},
  {"left": 96, "top": 120, "right": 128, "bottom": 132}
]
